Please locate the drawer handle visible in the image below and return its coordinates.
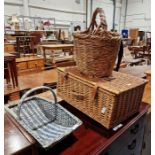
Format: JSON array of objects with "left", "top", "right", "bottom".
[
  {"left": 128, "top": 139, "right": 136, "bottom": 150},
  {"left": 130, "top": 124, "right": 139, "bottom": 134}
]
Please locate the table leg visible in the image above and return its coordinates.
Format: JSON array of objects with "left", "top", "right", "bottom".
[
  {"left": 9, "top": 62, "right": 15, "bottom": 88},
  {"left": 43, "top": 47, "right": 47, "bottom": 62},
  {"left": 12, "top": 59, "right": 18, "bottom": 87},
  {"left": 51, "top": 50, "right": 55, "bottom": 64}
]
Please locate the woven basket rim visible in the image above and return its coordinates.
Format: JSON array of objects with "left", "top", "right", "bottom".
[
  {"left": 73, "top": 31, "right": 120, "bottom": 40},
  {"left": 57, "top": 67, "right": 148, "bottom": 95}
]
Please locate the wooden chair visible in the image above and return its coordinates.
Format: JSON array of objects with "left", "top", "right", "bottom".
[
  {"left": 139, "top": 43, "right": 151, "bottom": 64},
  {"left": 123, "top": 47, "right": 144, "bottom": 66}
]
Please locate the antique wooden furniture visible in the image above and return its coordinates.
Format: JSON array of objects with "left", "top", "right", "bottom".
[
  {"left": 142, "top": 69, "right": 151, "bottom": 105},
  {"left": 16, "top": 36, "right": 36, "bottom": 55},
  {"left": 129, "top": 28, "right": 139, "bottom": 39},
  {"left": 128, "top": 45, "right": 151, "bottom": 64},
  {"left": 4, "top": 113, "right": 36, "bottom": 155},
  {"left": 4, "top": 53, "right": 18, "bottom": 87},
  {"left": 40, "top": 44, "right": 74, "bottom": 63},
  {"left": 5, "top": 99, "right": 149, "bottom": 155},
  {"left": 16, "top": 56, "right": 44, "bottom": 75},
  {"left": 141, "top": 69, "right": 151, "bottom": 155},
  {"left": 139, "top": 44, "right": 151, "bottom": 64},
  {"left": 4, "top": 43, "right": 15, "bottom": 53},
  {"left": 4, "top": 69, "right": 57, "bottom": 102}
]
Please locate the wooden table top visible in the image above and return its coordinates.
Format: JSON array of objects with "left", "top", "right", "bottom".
[
  {"left": 4, "top": 53, "right": 16, "bottom": 62},
  {"left": 4, "top": 53, "right": 15, "bottom": 57},
  {"left": 40, "top": 44, "right": 74, "bottom": 48},
  {"left": 4, "top": 69, "right": 58, "bottom": 96},
  {"left": 4, "top": 113, "right": 34, "bottom": 155},
  {"left": 16, "top": 56, "right": 44, "bottom": 63}
]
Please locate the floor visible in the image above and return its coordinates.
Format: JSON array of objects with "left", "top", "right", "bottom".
[{"left": 4, "top": 69, "right": 58, "bottom": 96}]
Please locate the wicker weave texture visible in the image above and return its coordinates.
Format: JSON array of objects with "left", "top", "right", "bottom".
[
  {"left": 57, "top": 67, "right": 147, "bottom": 129},
  {"left": 73, "top": 8, "right": 121, "bottom": 77}
]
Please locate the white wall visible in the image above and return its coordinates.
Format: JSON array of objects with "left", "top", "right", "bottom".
[
  {"left": 115, "top": 0, "right": 122, "bottom": 31},
  {"left": 29, "top": 0, "right": 86, "bottom": 22},
  {"left": 89, "top": 0, "right": 122, "bottom": 31},
  {"left": 4, "top": 0, "right": 23, "bottom": 16},
  {"left": 122, "top": 0, "right": 151, "bottom": 31},
  {"left": 91, "top": 0, "right": 113, "bottom": 30},
  {"left": 4, "top": 0, "right": 151, "bottom": 31},
  {"left": 4, "top": 0, "right": 86, "bottom": 24}
]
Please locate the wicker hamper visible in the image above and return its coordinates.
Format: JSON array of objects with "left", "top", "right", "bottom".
[
  {"left": 73, "top": 8, "right": 121, "bottom": 77},
  {"left": 57, "top": 67, "right": 147, "bottom": 129}
]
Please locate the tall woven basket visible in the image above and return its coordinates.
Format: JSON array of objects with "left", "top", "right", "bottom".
[{"left": 74, "top": 8, "right": 121, "bottom": 77}]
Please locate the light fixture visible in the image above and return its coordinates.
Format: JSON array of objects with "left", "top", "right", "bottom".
[
  {"left": 11, "top": 15, "right": 19, "bottom": 23},
  {"left": 10, "top": 15, "right": 19, "bottom": 30}
]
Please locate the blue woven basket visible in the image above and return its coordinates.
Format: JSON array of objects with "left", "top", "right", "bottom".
[{"left": 5, "top": 86, "right": 82, "bottom": 148}]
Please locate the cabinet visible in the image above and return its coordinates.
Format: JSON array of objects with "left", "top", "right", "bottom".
[
  {"left": 16, "top": 56, "right": 44, "bottom": 75},
  {"left": 101, "top": 116, "right": 145, "bottom": 155}
]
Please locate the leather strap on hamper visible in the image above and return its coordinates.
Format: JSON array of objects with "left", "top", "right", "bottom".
[{"left": 92, "top": 84, "right": 99, "bottom": 103}]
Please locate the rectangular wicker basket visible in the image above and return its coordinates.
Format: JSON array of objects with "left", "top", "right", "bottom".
[{"left": 57, "top": 67, "right": 147, "bottom": 129}]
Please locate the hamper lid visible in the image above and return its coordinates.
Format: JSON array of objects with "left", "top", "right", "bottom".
[{"left": 58, "top": 67, "right": 148, "bottom": 95}]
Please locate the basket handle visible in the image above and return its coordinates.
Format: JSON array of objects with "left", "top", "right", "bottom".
[
  {"left": 71, "top": 91, "right": 85, "bottom": 100},
  {"left": 17, "top": 86, "right": 57, "bottom": 119},
  {"left": 87, "top": 8, "right": 107, "bottom": 32}
]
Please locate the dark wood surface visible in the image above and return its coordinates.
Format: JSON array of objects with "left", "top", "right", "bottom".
[
  {"left": 5, "top": 101, "right": 149, "bottom": 155},
  {"left": 4, "top": 113, "right": 35, "bottom": 155}
]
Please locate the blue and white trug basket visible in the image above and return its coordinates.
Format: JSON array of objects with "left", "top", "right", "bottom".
[{"left": 5, "top": 86, "right": 82, "bottom": 148}]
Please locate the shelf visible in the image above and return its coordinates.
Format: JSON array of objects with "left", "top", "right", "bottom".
[{"left": 5, "top": 29, "right": 58, "bottom": 33}]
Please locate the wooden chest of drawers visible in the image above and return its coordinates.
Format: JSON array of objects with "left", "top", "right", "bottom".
[
  {"left": 16, "top": 56, "right": 44, "bottom": 75},
  {"left": 101, "top": 115, "right": 145, "bottom": 155}
]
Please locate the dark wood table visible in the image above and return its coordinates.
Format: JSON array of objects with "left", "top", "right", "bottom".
[
  {"left": 5, "top": 100, "right": 149, "bottom": 155},
  {"left": 4, "top": 113, "right": 36, "bottom": 155},
  {"left": 4, "top": 53, "right": 18, "bottom": 87},
  {"left": 128, "top": 45, "right": 144, "bottom": 58}
]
